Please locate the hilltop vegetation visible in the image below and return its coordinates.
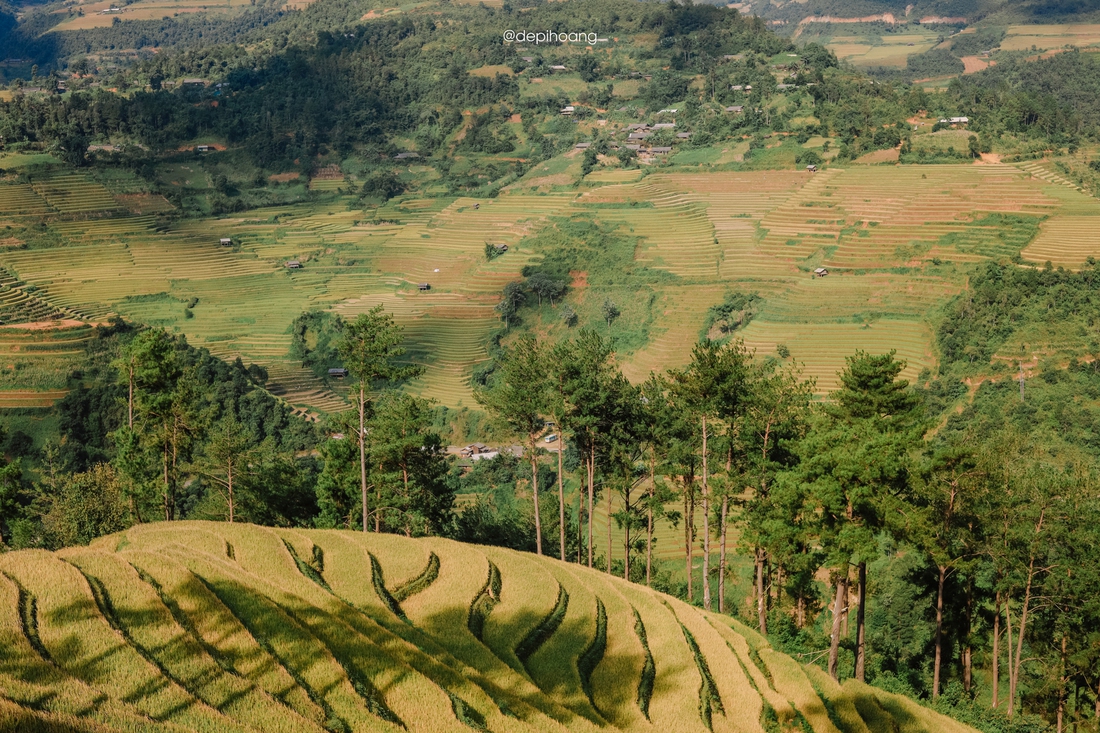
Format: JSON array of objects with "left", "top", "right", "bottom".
[{"left": 0, "top": 520, "right": 979, "bottom": 733}]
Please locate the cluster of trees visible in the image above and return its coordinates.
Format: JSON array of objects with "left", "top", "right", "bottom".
[
  {"left": 0, "top": 0, "right": 883, "bottom": 180},
  {"left": 0, "top": 321, "right": 320, "bottom": 548},
  {"left": 312, "top": 306, "right": 454, "bottom": 536},
  {"left": 471, "top": 328, "right": 1100, "bottom": 727},
  {"left": 949, "top": 51, "right": 1100, "bottom": 148}
]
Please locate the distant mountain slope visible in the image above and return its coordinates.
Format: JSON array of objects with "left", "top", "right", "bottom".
[{"left": 0, "top": 521, "right": 977, "bottom": 733}]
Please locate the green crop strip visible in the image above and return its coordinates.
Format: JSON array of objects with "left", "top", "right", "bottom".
[
  {"left": 631, "top": 608, "right": 655, "bottom": 720},
  {"left": 748, "top": 646, "right": 777, "bottom": 691},
  {"left": 727, "top": 640, "right": 773, "bottom": 730},
  {"left": 345, "top": 670, "right": 406, "bottom": 729},
  {"left": 446, "top": 691, "right": 489, "bottom": 732},
  {"left": 192, "top": 575, "right": 351, "bottom": 733},
  {"left": 5, "top": 571, "right": 52, "bottom": 665},
  {"left": 467, "top": 561, "right": 501, "bottom": 642},
  {"left": 130, "top": 565, "right": 240, "bottom": 678},
  {"left": 807, "top": 675, "right": 850, "bottom": 733},
  {"left": 760, "top": 700, "right": 782, "bottom": 733},
  {"left": 369, "top": 553, "right": 407, "bottom": 621},
  {"left": 261, "top": 551, "right": 406, "bottom": 727},
  {"left": 75, "top": 566, "right": 205, "bottom": 723},
  {"left": 677, "top": 621, "right": 724, "bottom": 731},
  {"left": 282, "top": 539, "right": 333, "bottom": 593},
  {"left": 515, "top": 585, "right": 568, "bottom": 664},
  {"left": 576, "top": 598, "right": 607, "bottom": 713},
  {"left": 391, "top": 553, "right": 440, "bottom": 604},
  {"left": 225, "top": 542, "right": 236, "bottom": 560}
]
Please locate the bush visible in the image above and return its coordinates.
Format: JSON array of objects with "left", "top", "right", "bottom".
[{"left": 359, "top": 171, "right": 406, "bottom": 202}]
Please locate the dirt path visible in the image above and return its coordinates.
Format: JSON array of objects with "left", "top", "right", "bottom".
[{"left": 0, "top": 319, "right": 86, "bottom": 331}]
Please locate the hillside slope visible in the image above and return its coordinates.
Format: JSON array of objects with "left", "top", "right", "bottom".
[{"left": 0, "top": 522, "right": 975, "bottom": 733}]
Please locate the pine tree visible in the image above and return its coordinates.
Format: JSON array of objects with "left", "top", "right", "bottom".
[{"left": 337, "top": 305, "right": 422, "bottom": 532}]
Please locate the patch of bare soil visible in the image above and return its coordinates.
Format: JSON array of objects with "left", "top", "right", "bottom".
[{"left": 0, "top": 319, "right": 86, "bottom": 331}]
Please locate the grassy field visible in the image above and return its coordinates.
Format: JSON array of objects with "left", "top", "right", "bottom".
[
  {"left": 796, "top": 25, "right": 940, "bottom": 67},
  {"left": 1000, "top": 23, "right": 1100, "bottom": 51},
  {"left": 0, "top": 521, "right": 977, "bottom": 732}
]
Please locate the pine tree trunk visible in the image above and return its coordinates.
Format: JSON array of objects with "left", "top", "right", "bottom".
[
  {"left": 855, "top": 562, "right": 867, "bottom": 682},
  {"left": 163, "top": 441, "right": 171, "bottom": 522},
  {"left": 964, "top": 579, "right": 973, "bottom": 694},
  {"left": 701, "top": 416, "right": 711, "bottom": 612},
  {"left": 359, "top": 384, "right": 368, "bottom": 533},
  {"left": 646, "top": 481, "right": 654, "bottom": 586},
  {"left": 756, "top": 548, "right": 767, "bottom": 635},
  {"left": 684, "top": 486, "right": 695, "bottom": 602},
  {"left": 587, "top": 447, "right": 595, "bottom": 568},
  {"left": 1058, "top": 634, "right": 1067, "bottom": 733},
  {"left": 718, "top": 494, "right": 728, "bottom": 614},
  {"left": 828, "top": 574, "right": 848, "bottom": 680},
  {"left": 933, "top": 564, "right": 946, "bottom": 698},
  {"left": 1011, "top": 559, "right": 1038, "bottom": 720},
  {"left": 841, "top": 577, "right": 849, "bottom": 639},
  {"left": 227, "top": 459, "right": 234, "bottom": 524},
  {"left": 992, "top": 590, "right": 1001, "bottom": 709},
  {"left": 375, "top": 478, "right": 382, "bottom": 532},
  {"left": 128, "top": 363, "right": 134, "bottom": 429},
  {"left": 766, "top": 558, "right": 773, "bottom": 613},
  {"left": 606, "top": 483, "right": 612, "bottom": 574},
  {"left": 531, "top": 452, "right": 542, "bottom": 556},
  {"left": 558, "top": 434, "right": 566, "bottom": 562},
  {"left": 1005, "top": 598, "right": 1015, "bottom": 718},
  {"left": 623, "top": 481, "right": 631, "bottom": 581},
  {"left": 577, "top": 494, "right": 583, "bottom": 565},
  {"left": 403, "top": 466, "right": 411, "bottom": 537}
]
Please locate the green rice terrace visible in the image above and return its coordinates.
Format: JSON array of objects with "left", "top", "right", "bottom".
[
  {"left": 0, "top": 521, "right": 977, "bottom": 733},
  {"left": 2, "top": 158, "right": 1100, "bottom": 414}
]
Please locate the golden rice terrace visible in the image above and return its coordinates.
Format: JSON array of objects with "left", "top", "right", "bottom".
[{"left": 0, "top": 522, "right": 975, "bottom": 733}]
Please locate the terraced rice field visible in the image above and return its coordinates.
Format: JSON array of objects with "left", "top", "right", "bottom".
[
  {"left": 739, "top": 320, "right": 933, "bottom": 393},
  {"left": 0, "top": 184, "right": 52, "bottom": 216},
  {"left": 592, "top": 164, "right": 1094, "bottom": 390},
  {"left": 1000, "top": 23, "right": 1100, "bottom": 51},
  {"left": 0, "top": 191, "right": 571, "bottom": 410},
  {"left": 1021, "top": 215, "right": 1100, "bottom": 266},
  {"left": 29, "top": 171, "right": 121, "bottom": 214},
  {"left": 0, "top": 321, "right": 94, "bottom": 404},
  {"left": 5, "top": 159, "right": 1100, "bottom": 408},
  {"left": 0, "top": 521, "right": 977, "bottom": 732}
]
